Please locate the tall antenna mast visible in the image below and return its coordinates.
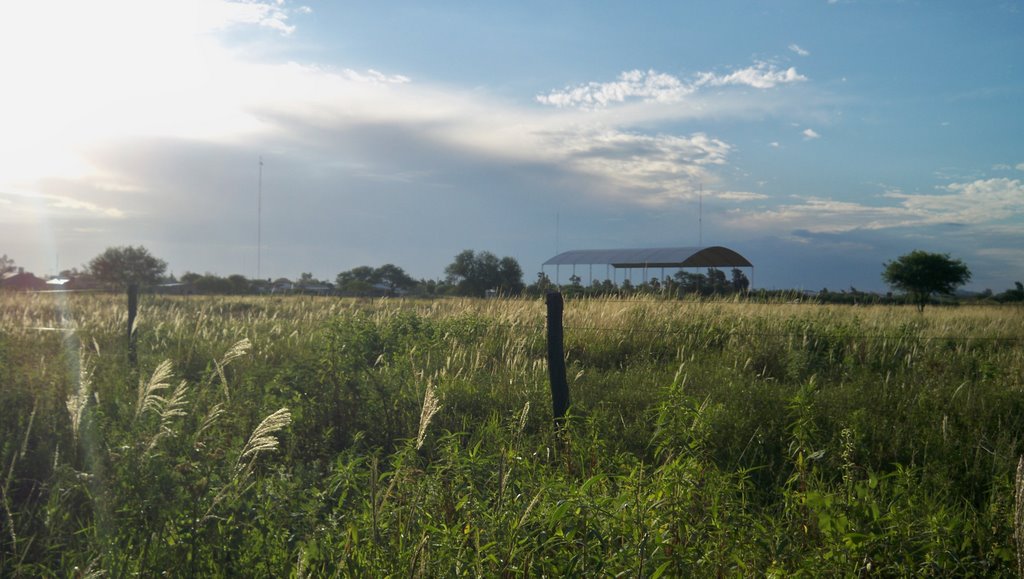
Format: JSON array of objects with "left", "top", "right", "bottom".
[
  {"left": 555, "top": 212, "right": 560, "bottom": 254},
  {"left": 698, "top": 183, "right": 703, "bottom": 247},
  {"left": 257, "top": 156, "right": 263, "bottom": 281}
]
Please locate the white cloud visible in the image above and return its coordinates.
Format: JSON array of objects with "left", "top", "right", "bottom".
[
  {"left": 802, "top": 128, "right": 821, "bottom": 139},
  {"left": 789, "top": 44, "right": 811, "bottom": 57},
  {"left": 727, "top": 178, "right": 1024, "bottom": 234},
  {"left": 694, "top": 61, "right": 808, "bottom": 89},
  {"left": 537, "top": 61, "right": 806, "bottom": 109},
  {"left": 199, "top": 0, "right": 299, "bottom": 34},
  {"left": 891, "top": 178, "right": 1024, "bottom": 224},
  {"left": 0, "top": 189, "right": 125, "bottom": 224},
  {"left": 0, "top": 1, "right": 833, "bottom": 278},
  {"left": 716, "top": 191, "right": 770, "bottom": 201},
  {"left": 770, "top": 141, "right": 781, "bottom": 148},
  {"left": 1017, "top": 162, "right": 1024, "bottom": 171},
  {"left": 546, "top": 131, "right": 732, "bottom": 205},
  {"left": 536, "top": 70, "right": 693, "bottom": 108}
]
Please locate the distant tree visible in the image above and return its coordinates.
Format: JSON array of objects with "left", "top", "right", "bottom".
[
  {"left": 674, "top": 271, "right": 705, "bottom": 295},
  {"left": 996, "top": 281, "right": 1024, "bottom": 303},
  {"left": 227, "top": 274, "right": 250, "bottom": 294},
  {"left": 497, "top": 257, "right": 525, "bottom": 295},
  {"left": 194, "top": 274, "right": 233, "bottom": 294},
  {"left": 336, "top": 266, "right": 377, "bottom": 289},
  {"left": 882, "top": 250, "right": 971, "bottom": 311},
  {"left": 335, "top": 264, "right": 416, "bottom": 295},
  {"left": 445, "top": 250, "right": 524, "bottom": 297},
  {"left": 374, "top": 264, "right": 416, "bottom": 294},
  {"left": 88, "top": 246, "right": 167, "bottom": 289},
  {"left": 731, "top": 268, "right": 750, "bottom": 293},
  {"left": 528, "top": 272, "right": 552, "bottom": 295},
  {"left": 706, "top": 268, "right": 729, "bottom": 294},
  {"left": 0, "top": 254, "right": 16, "bottom": 275}
]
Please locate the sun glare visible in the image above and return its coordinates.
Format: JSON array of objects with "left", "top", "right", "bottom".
[{"left": 0, "top": 1, "right": 269, "bottom": 190}]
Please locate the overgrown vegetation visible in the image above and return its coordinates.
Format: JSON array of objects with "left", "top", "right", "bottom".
[{"left": 1, "top": 293, "right": 1022, "bottom": 575}]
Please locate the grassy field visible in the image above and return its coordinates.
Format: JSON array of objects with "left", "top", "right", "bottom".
[{"left": 2, "top": 292, "right": 1023, "bottom": 576}]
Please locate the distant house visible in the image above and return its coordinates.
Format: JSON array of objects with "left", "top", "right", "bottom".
[
  {"left": 0, "top": 270, "right": 48, "bottom": 291},
  {"left": 298, "top": 283, "right": 334, "bottom": 296},
  {"left": 46, "top": 277, "right": 71, "bottom": 289},
  {"left": 153, "top": 282, "right": 192, "bottom": 295},
  {"left": 272, "top": 278, "right": 295, "bottom": 294}
]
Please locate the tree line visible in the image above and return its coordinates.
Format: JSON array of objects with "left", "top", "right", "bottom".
[{"left": 3, "top": 247, "right": 1023, "bottom": 305}]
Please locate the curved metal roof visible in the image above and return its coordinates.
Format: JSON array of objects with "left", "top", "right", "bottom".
[{"left": 543, "top": 246, "right": 752, "bottom": 268}]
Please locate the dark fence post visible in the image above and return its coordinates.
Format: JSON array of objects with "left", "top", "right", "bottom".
[
  {"left": 546, "top": 291, "right": 570, "bottom": 430},
  {"left": 127, "top": 283, "right": 139, "bottom": 365}
]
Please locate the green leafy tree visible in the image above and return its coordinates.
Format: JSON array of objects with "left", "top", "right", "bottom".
[
  {"left": 445, "top": 250, "right": 524, "bottom": 297},
  {"left": 674, "top": 271, "right": 706, "bottom": 295},
  {"left": 335, "top": 264, "right": 416, "bottom": 295},
  {"left": 706, "top": 268, "right": 729, "bottom": 294},
  {"left": 88, "top": 245, "right": 167, "bottom": 289},
  {"left": 336, "top": 266, "right": 377, "bottom": 289},
  {"left": 882, "top": 250, "right": 971, "bottom": 311},
  {"left": 374, "top": 264, "right": 416, "bottom": 293},
  {"left": 227, "top": 274, "right": 250, "bottom": 294},
  {"left": 731, "top": 268, "right": 750, "bottom": 293},
  {"left": 497, "top": 257, "right": 525, "bottom": 294},
  {"left": 996, "top": 281, "right": 1024, "bottom": 303}
]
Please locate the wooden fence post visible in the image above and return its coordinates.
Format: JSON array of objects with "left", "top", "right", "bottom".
[{"left": 546, "top": 291, "right": 570, "bottom": 430}]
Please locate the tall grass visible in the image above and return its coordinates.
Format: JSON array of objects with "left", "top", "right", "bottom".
[{"left": 1, "top": 291, "right": 1022, "bottom": 575}]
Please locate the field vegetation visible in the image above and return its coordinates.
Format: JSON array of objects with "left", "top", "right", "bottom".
[{"left": 2, "top": 292, "right": 1023, "bottom": 576}]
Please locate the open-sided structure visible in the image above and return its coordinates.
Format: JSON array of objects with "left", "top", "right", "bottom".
[{"left": 542, "top": 246, "right": 754, "bottom": 286}]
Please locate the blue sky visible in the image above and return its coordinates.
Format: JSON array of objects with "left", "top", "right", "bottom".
[{"left": 1, "top": 0, "right": 1022, "bottom": 291}]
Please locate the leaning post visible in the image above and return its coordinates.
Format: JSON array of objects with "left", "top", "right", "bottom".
[{"left": 546, "top": 291, "right": 570, "bottom": 431}]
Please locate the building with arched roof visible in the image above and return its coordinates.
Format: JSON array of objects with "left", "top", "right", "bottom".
[{"left": 542, "top": 246, "right": 754, "bottom": 287}]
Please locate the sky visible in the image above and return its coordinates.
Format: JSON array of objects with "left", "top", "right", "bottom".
[{"left": 1, "top": 0, "right": 1022, "bottom": 292}]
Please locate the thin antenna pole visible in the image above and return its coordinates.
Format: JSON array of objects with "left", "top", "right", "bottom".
[
  {"left": 555, "top": 212, "right": 560, "bottom": 255},
  {"left": 257, "top": 156, "right": 263, "bottom": 281}
]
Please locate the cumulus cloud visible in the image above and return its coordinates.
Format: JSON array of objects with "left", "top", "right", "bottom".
[
  {"left": 727, "top": 178, "right": 1024, "bottom": 234},
  {"left": 545, "top": 131, "right": 732, "bottom": 205},
  {"left": 1017, "top": 162, "right": 1024, "bottom": 171},
  {"left": 536, "top": 70, "right": 693, "bottom": 108},
  {"left": 802, "top": 128, "right": 821, "bottom": 139},
  {"left": 789, "top": 44, "right": 810, "bottom": 56},
  {"left": 0, "top": 1, "right": 832, "bottom": 278},
  {"left": 537, "top": 61, "right": 807, "bottom": 109},
  {"left": 889, "top": 178, "right": 1024, "bottom": 224},
  {"left": 694, "top": 61, "right": 807, "bottom": 89}
]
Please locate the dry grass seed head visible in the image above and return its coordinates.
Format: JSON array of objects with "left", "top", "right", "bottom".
[
  {"left": 416, "top": 381, "right": 442, "bottom": 450},
  {"left": 237, "top": 407, "right": 292, "bottom": 473},
  {"left": 136, "top": 360, "right": 174, "bottom": 420},
  {"left": 67, "top": 351, "right": 93, "bottom": 442}
]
